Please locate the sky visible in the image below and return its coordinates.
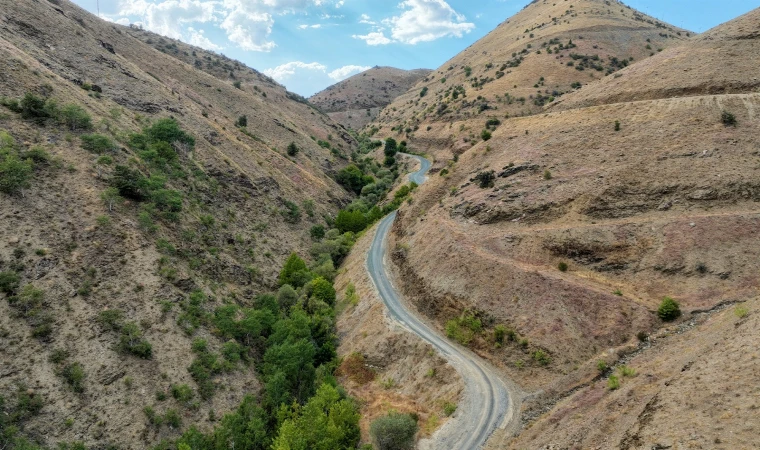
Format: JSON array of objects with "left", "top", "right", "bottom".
[{"left": 72, "top": 0, "right": 759, "bottom": 97}]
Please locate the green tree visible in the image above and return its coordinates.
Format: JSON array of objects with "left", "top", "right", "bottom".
[
  {"left": 145, "top": 118, "right": 195, "bottom": 149},
  {"left": 279, "top": 253, "right": 311, "bottom": 288},
  {"left": 287, "top": 142, "right": 300, "bottom": 156},
  {"left": 100, "top": 187, "right": 123, "bottom": 212},
  {"left": 310, "top": 225, "right": 325, "bottom": 241},
  {"left": 384, "top": 138, "right": 398, "bottom": 158},
  {"left": 336, "top": 165, "right": 373, "bottom": 195},
  {"left": 658, "top": 296, "right": 681, "bottom": 321},
  {"left": 277, "top": 284, "right": 299, "bottom": 312},
  {"left": 263, "top": 339, "right": 316, "bottom": 404},
  {"left": 334, "top": 209, "right": 368, "bottom": 234},
  {"left": 0, "top": 153, "right": 33, "bottom": 195},
  {"left": 370, "top": 411, "right": 418, "bottom": 450},
  {"left": 310, "top": 277, "right": 336, "bottom": 306}
]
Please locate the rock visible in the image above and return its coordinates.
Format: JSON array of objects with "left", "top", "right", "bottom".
[
  {"left": 688, "top": 189, "right": 717, "bottom": 200},
  {"left": 658, "top": 200, "right": 673, "bottom": 211}
]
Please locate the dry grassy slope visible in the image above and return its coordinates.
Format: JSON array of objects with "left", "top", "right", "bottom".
[
  {"left": 0, "top": 0, "right": 356, "bottom": 447},
  {"left": 379, "top": 6, "right": 760, "bottom": 446},
  {"left": 367, "top": 0, "right": 689, "bottom": 160},
  {"left": 554, "top": 7, "right": 760, "bottom": 109},
  {"left": 508, "top": 299, "right": 759, "bottom": 450},
  {"left": 309, "top": 66, "right": 432, "bottom": 130}
]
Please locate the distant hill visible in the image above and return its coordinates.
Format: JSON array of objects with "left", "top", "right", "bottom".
[{"left": 309, "top": 66, "right": 431, "bottom": 130}]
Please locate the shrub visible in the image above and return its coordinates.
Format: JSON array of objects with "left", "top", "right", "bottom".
[
  {"left": 336, "top": 165, "right": 373, "bottom": 195},
  {"left": 287, "top": 142, "right": 299, "bottom": 156},
  {"left": 0, "top": 152, "right": 33, "bottom": 194},
  {"left": 614, "top": 120, "right": 621, "bottom": 131},
  {"left": 98, "top": 309, "right": 125, "bottom": 331},
  {"left": 607, "top": 375, "right": 620, "bottom": 390},
  {"left": 419, "top": 87, "right": 428, "bottom": 97},
  {"left": 278, "top": 253, "right": 310, "bottom": 287},
  {"left": 171, "top": 384, "right": 194, "bottom": 403},
  {"left": 370, "top": 411, "right": 418, "bottom": 450},
  {"left": 58, "top": 104, "right": 92, "bottom": 131},
  {"left": 119, "top": 322, "right": 153, "bottom": 358},
  {"left": 474, "top": 170, "right": 495, "bottom": 188},
  {"left": 311, "top": 277, "right": 336, "bottom": 305},
  {"left": 80, "top": 134, "right": 115, "bottom": 153},
  {"left": 310, "top": 225, "right": 325, "bottom": 241},
  {"left": 481, "top": 129, "right": 492, "bottom": 141},
  {"left": 233, "top": 80, "right": 242, "bottom": 89},
  {"left": 446, "top": 312, "right": 482, "bottom": 346},
  {"left": 657, "top": 296, "right": 681, "bottom": 321},
  {"left": 281, "top": 200, "right": 301, "bottom": 224},
  {"left": 236, "top": 115, "right": 247, "bottom": 127},
  {"left": 533, "top": 350, "right": 550, "bottom": 366},
  {"left": 164, "top": 408, "right": 182, "bottom": 429},
  {"left": 544, "top": 170, "right": 553, "bottom": 180},
  {"left": 735, "top": 305, "right": 749, "bottom": 319},
  {"left": 619, "top": 365, "right": 636, "bottom": 377},
  {"left": 558, "top": 262, "right": 568, "bottom": 272},
  {"left": 24, "top": 146, "right": 50, "bottom": 164},
  {"left": 61, "top": 362, "right": 86, "bottom": 393},
  {"left": 111, "top": 165, "right": 148, "bottom": 201},
  {"left": 597, "top": 360, "right": 608, "bottom": 372},
  {"left": 0, "top": 271, "right": 20, "bottom": 294},
  {"left": 721, "top": 111, "right": 737, "bottom": 127},
  {"left": 443, "top": 401, "right": 457, "bottom": 416},
  {"left": 335, "top": 209, "right": 368, "bottom": 234}
]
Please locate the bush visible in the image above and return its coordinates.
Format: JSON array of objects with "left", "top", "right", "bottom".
[
  {"left": 287, "top": 142, "right": 299, "bottom": 156},
  {"left": 310, "top": 225, "right": 325, "bottom": 241},
  {"left": 607, "top": 375, "right": 620, "bottom": 390},
  {"left": 657, "top": 297, "right": 681, "bottom": 321},
  {"left": 474, "top": 170, "right": 495, "bottom": 188},
  {"left": 0, "top": 152, "right": 33, "bottom": 195},
  {"left": 61, "top": 362, "right": 86, "bottom": 393},
  {"left": 335, "top": 209, "right": 368, "bottom": 234},
  {"left": 721, "top": 111, "right": 737, "bottom": 127},
  {"left": 544, "top": 169, "right": 553, "bottom": 180},
  {"left": 58, "top": 104, "right": 92, "bottom": 131},
  {"left": 446, "top": 312, "right": 482, "bottom": 346},
  {"left": 614, "top": 120, "right": 621, "bottom": 131},
  {"left": 533, "top": 350, "right": 550, "bottom": 365},
  {"left": 0, "top": 271, "right": 20, "bottom": 294},
  {"left": 281, "top": 200, "right": 301, "bottom": 224},
  {"left": 443, "top": 401, "right": 457, "bottom": 416},
  {"left": 279, "top": 253, "right": 310, "bottom": 288},
  {"left": 80, "top": 134, "right": 115, "bottom": 153},
  {"left": 370, "top": 411, "right": 418, "bottom": 450},
  {"left": 171, "top": 384, "right": 194, "bottom": 403},
  {"left": 558, "top": 261, "right": 568, "bottom": 272},
  {"left": 481, "top": 129, "right": 492, "bottom": 141},
  {"left": 336, "top": 165, "right": 373, "bottom": 195},
  {"left": 236, "top": 115, "right": 247, "bottom": 127},
  {"left": 119, "top": 322, "right": 153, "bottom": 358}
]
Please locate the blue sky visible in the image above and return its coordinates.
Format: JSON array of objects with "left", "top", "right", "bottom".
[{"left": 73, "top": 0, "right": 758, "bottom": 97}]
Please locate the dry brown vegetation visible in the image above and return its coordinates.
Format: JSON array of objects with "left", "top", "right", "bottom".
[{"left": 337, "top": 2, "right": 760, "bottom": 448}]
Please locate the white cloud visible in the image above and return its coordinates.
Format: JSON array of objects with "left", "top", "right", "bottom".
[
  {"left": 298, "top": 23, "right": 322, "bottom": 29},
  {"left": 187, "top": 27, "right": 223, "bottom": 51},
  {"left": 390, "top": 0, "right": 474, "bottom": 44},
  {"left": 117, "top": 0, "right": 333, "bottom": 53},
  {"left": 263, "top": 61, "right": 327, "bottom": 81},
  {"left": 118, "top": 0, "right": 217, "bottom": 40},
  {"left": 328, "top": 65, "right": 371, "bottom": 81},
  {"left": 352, "top": 31, "right": 391, "bottom": 45},
  {"left": 220, "top": 1, "right": 276, "bottom": 51},
  {"left": 358, "top": 13, "right": 375, "bottom": 24}
]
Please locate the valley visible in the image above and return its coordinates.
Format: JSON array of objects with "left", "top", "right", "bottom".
[{"left": 1, "top": 0, "right": 759, "bottom": 449}]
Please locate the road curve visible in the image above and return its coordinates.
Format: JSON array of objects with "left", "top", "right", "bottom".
[{"left": 366, "top": 154, "right": 513, "bottom": 449}]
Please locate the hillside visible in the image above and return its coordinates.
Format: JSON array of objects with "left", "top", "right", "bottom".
[
  {"left": 344, "top": 4, "right": 760, "bottom": 449},
  {"left": 309, "top": 66, "right": 431, "bottom": 130},
  {"left": 0, "top": 0, "right": 361, "bottom": 447},
  {"left": 366, "top": 0, "right": 690, "bottom": 158}
]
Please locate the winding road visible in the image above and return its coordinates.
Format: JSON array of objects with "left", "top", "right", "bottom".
[{"left": 366, "top": 154, "right": 515, "bottom": 449}]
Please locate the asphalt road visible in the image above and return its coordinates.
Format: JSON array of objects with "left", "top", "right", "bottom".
[{"left": 366, "top": 154, "right": 513, "bottom": 449}]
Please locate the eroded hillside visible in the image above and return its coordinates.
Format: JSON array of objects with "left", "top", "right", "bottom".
[
  {"left": 310, "top": 67, "right": 431, "bottom": 130},
  {"left": 367, "top": 0, "right": 690, "bottom": 159},
  {"left": 348, "top": 4, "right": 760, "bottom": 449},
  {"left": 0, "top": 0, "right": 365, "bottom": 447}
]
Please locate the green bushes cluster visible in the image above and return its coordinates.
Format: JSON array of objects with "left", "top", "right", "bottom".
[
  {"left": 156, "top": 252, "right": 360, "bottom": 449},
  {"left": 445, "top": 312, "right": 482, "bottom": 346},
  {"left": 1, "top": 92, "right": 92, "bottom": 130},
  {"left": 370, "top": 411, "right": 418, "bottom": 450},
  {"left": 0, "top": 131, "right": 34, "bottom": 195},
  {"left": 0, "top": 385, "right": 46, "bottom": 449},
  {"left": 97, "top": 309, "right": 153, "bottom": 358}
]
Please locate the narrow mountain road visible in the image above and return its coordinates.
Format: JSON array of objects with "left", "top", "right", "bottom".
[{"left": 366, "top": 154, "right": 516, "bottom": 449}]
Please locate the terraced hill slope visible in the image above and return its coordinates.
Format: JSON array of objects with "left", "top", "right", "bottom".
[
  {"left": 310, "top": 66, "right": 431, "bottom": 130},
  {"left": 356, "top": 5, "right": 760, "bottom": 449},
  {"left": 366, "top": 0, "right": 690, "bottom": 158}
]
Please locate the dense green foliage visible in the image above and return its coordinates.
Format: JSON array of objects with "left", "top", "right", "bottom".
[
  {"left": 336, "top": 165, "right": 374, "bottom": 195},
  {"left": 0, "top": 132, "right": 33, "bottom": 195},
  {"left": 657, "top": 296, "right": 681, "bottom": 321},
  {"left": 370, "top": 411, "right": 418, "bottom": 450}
]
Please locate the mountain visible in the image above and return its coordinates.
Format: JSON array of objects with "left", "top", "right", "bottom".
[
  {"left": 366, "top": 0, "right": 690, "bottom": 157},
  {"left": 309, "top": 66, "right": 431, "bottom": 130},
  {"left": 339, "top": 3, "right": 760, "bottom": 449},
  {"left": 0, "top": 0, "right": 358, "bottom": 447}
]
